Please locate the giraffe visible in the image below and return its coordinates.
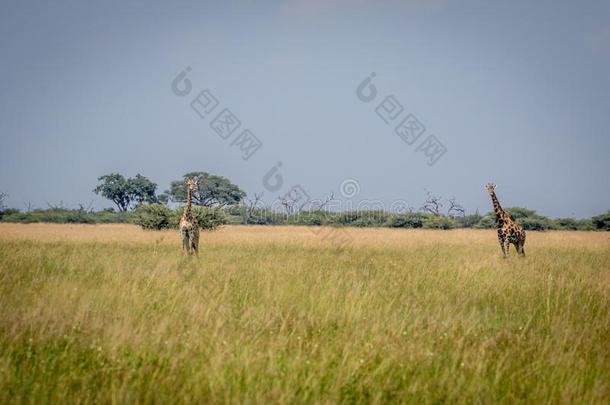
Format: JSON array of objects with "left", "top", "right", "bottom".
[
  {"left": 179, "top": 177, "right": 200, "bottom": 255},
  {"left": 486, "top": 183, "right": 526, "bottom": 258}
]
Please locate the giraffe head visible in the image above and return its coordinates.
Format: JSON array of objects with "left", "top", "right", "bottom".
[
  {"left": 186, "top": 177, "right": 197, "bottom": 192},
  {"left": 486, "top": 183, "right": 496, "bottom": 195}
]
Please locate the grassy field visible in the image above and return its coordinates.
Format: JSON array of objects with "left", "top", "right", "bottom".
[{"left": 0, "top": 224, "right": 609, "bottom": 404}]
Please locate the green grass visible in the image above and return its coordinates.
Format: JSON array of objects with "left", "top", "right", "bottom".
[{"left": 0, "top": 224, "right": 609, "bottom": 403}]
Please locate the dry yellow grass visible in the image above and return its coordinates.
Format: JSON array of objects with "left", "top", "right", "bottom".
[{"left": 1, "top": 224, "right": 609, "bottom": 403}]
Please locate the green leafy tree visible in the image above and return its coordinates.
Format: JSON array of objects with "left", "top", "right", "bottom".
[
  {"left": 504, "top": 207, "right": 539, "bottom": 221},
  {"left": 128, "top": 174, "right": 158, "bottom": 206},
  {"left": 167, "top": 172, "right": 245, "bottom": 207},
  {"left": 94, "top": 173, "right": 158, "bottom": 212}
]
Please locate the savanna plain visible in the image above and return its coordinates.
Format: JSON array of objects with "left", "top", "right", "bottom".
[{"left": 0, "top": 223, "right": 609, "bottom": 404}]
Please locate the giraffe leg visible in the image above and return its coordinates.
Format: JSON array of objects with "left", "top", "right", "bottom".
[
  {"left": 497, "top": 230, "right": 508, "bottom": 258},
  {"left": 188, "top": 230, "right": 195, "bottom": 255},
  {"left": 521, "top": 231, "right": 525, "bottom": 257},
  {"left": 502, "top": 237, "right": 510, "bottom": 259},
  {"left": 518, "top": 240, "right": 526, "bottom": 256},
  {"left": 192, "top": 229, "right": 199, "bottom": 255},
  {"left": 181, "top": 230, "right": 189, "bottom": 253},
  {"left": 190, "top": 235, "right": 198, "bottom": 255}
]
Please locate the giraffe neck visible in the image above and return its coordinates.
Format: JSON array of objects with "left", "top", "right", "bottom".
[
  {"left": 184, "top": 187, "right": 193, "bottom": 218},
  {"left": 490, "top": 191, "right": 507, "bottom": 224}
]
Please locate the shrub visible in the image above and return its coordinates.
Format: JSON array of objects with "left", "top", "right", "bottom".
[
  {"left": 423, "top": 215, "right": 455, "bottom": 229},
  {"left": 0, "top": 208, "right": 19, "bottom": 220},
  {"left": 474, "top": 215, "right": 496, "bottom": 229},
  {"left": 554, "top": 218, "right": 594, "bottom": 231},
  {"left": 247, "top": 208, "right": 284, "bottom": 225},
  {"left": 519, "top": 217, "right": 551, "bottom": 231},
  {"left": 133, "top": 204, "right": 173, "bottom": 230},
  {"left": 172, "top": 206, "right": 227, "bottom": 230},
  {"left": 290, "top": 211, "right": 331, "bottom": 226},
  {"left": 335, "top": 211, "right": 388, "bottom": 227},
  {"left": 592, "top": 211, "right": 610, "bottom": 231},
  {"left": 453, "top": 213, "right": 482, "bottom": 228},
  {"left": 384, "top": 213, "right": 426, "bottom": 228},
  {"left": 504, "top": 207, "right": 538, "bottom": 221}
]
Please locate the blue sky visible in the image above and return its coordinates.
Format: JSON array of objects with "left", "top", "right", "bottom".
[{"left": 1, "top": 0, "right": 609, "bottom": 217}]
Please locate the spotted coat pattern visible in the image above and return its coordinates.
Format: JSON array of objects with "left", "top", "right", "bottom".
[
  {"left": 487, "top": 183, "right": 526, "bottom": 258},
  {"left": 179, "top": 177, "right": 200, "bottom": 255}
]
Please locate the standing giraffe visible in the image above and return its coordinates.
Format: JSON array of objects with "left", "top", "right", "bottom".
[
  {"left": 180, "top": 177, "right": 200, "bottom": 255},
  {"left": 486, "top": 183, "right": 526, "bottom": 258}
]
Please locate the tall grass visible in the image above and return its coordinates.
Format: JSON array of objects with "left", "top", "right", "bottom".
[{"left": 1, "top": 224, "right": 609, "bottom": 403}]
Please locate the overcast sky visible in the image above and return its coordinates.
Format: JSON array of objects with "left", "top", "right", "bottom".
[{"left": 1, "top": 0, "right": 609, "bottom": 218}]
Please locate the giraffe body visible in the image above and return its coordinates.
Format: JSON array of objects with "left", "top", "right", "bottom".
[
  {"left": 487, "top": 183, "right": 526, "bottom": 258},
  {"left": 180, "top": 177, "right": 200, "bottom": 255}
]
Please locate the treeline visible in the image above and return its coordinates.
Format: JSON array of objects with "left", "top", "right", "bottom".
[
  {"left": 226, "top": 206, "right": 606, "bottom": 231},
  {"left": 1, "top": 173, "right": 609, "bottom": 231},
  {"left": 1, "top": 205, "right": 609, "bottom": 232}
]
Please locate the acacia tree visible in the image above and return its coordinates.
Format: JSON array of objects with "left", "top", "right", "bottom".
[
  {"left": 94, "top": 173, "right": 158, "bottom": 211},
  {"left": 421, "top": 192, "right": 443, "bottom": 216},
  {"left": 167, "top": 172, "right": 245, "bottom": 207},
  {"left": 447, "top": 197, "right": 466, "bottom": 217}
]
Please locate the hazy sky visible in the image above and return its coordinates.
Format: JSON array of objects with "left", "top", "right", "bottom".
[{"left": 1, "top": 0, "right": 609, "bottom": 218}]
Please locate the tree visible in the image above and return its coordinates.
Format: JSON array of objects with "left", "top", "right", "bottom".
[
  {"left": 447, "top": 197, "right": 465, "bottom": 217},
  {"left": 167, "top": 172, "right": 245, "bottom": 207},
  {"left": 94, "top": 173, "right": 158, "bottom": 212},
  {"left": 421, "top": 192, "right": 443, "bottom": 216},
  {"left": 243, "top": 191, "right": 265, "bottom": 222},
  {"left": 128, "top": 174, "right": 158, "bottom": 206}
]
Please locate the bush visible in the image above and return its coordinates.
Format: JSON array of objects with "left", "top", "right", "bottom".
[
  {"left": 474, "top": 215, "right": 496, "bottom": 229},
  {"left": 193, "top": 206, "right": 227, "bottom": 230},
  {"left": 134, "top": 205, "right": 227, "bottom": 231},
  {"left": 332, "top": 211, "right": 388, "bottom": 227},
  {"left": 289, "top": 211, "right": 331, "bottom": 226},
  {"left": 519, "top": 217, "right": 551, "bottom": 231},
  {"left": 133, "top": 204, "right": 173, "bottom": 230},
  {"left": 384, "top": 213, "right": 426, "bottom": 228},
  {"left": 592, "top": 211, "right": 610, "bottom": 231},
  {"left": 504, "top": 207, "right": 538, "bottom": 221},
  {"left": 0, "top": 208, "right": 19, "bottom": 220},
  {"left": 554, "top": 218, "right": 594, "bottom": 231},
  {"left": 423, "top": 215, "right": 455, "bottom": 229},
  {"left": 247, "top": 208, "right": 285, "bottom": 225},
  {"left": 453, "top": 213, "right": 482, "bottom": 228},
  {"left": 172, "top": 206, "right": 227, "bottom": 230}
]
